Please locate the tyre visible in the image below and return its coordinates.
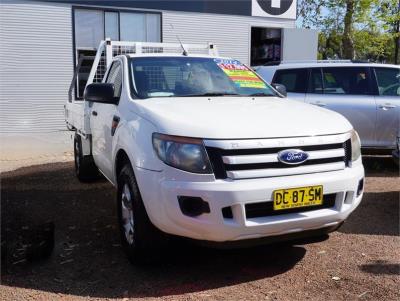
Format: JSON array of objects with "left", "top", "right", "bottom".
[
  {"left": 117, "top": 163, "right": 168, "bottom": 264},
  {"left": 74, "top": 134, "right": 99, "bottom": 182}
]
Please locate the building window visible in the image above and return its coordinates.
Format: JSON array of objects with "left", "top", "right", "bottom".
[
  {"left": 251, "top": 27, "right": 282, "bottom": 66},
  {"left": 75, "top": 9, "right": 104, "bottom": 49},
  {"left": 120, "top": 12, "right": 146, "bottom": 41},
  {"left": 105, "top": 12, "right": 119, "bottom": 41},
  {"left": 73, "top": 8, "right": 161, "bottom": 98}
]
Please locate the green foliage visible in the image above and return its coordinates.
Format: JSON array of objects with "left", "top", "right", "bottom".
[{"left": 298, "top": 0, "right": 400, "bottom": 63}]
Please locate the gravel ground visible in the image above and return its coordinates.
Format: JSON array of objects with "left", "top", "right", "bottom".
[
  {"left": 1, "top": 157, "right": 399, "bottom": 301},
  {"left": 0, "top": 132, "right": 73, "bottom": 173}
]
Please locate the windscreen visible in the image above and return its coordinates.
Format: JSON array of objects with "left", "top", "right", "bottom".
[{"left": 129, "top": 57, "right": 276, "bottom": 99}]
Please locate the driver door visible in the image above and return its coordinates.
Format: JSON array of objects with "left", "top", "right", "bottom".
[
  {"left": 305, "top": 67, "right": 377, "bottom": 147},
  {"left": 90, "top": 61, "right": 122, "bottom": 178},
  {"left": 373, "top": 67, "right": 400, "bottom": 148}
]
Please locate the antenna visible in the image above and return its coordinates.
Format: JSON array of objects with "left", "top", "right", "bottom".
[{"left": 170, "top": 24, "right": 188, "bottom": 56}]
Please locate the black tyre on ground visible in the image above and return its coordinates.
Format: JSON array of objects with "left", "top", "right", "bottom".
[
  {"left": 117, "top": 163, "right": 168, "bottom": 264},
  {"left": 74, "top": 134, "right": 99, "bottom": 182}
]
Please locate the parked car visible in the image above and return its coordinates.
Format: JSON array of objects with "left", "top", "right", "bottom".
[
  {"left": 255, "top": 61, "right": 400, "bottom": 154},
  {"left": 66, "top": 41, "right": 364, "bottom": 264}
]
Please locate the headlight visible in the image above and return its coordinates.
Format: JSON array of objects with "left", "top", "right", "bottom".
[
  {"left": 152, "top": 133, "right": 212, "bottom": 174},
  {"left": 351, "top": 130, "right": 361, "bottom": 162}
]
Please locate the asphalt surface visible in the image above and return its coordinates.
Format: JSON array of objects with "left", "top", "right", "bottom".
[{"left": 1, "top": 157, "right": 399, "bottom": 300}]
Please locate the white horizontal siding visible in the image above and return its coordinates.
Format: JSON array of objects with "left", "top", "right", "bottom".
[
  {"left": 163, "top": 11, "right": 296, "bottom": 65},
  {"left": 0, "top": 0, "right": 73, "bottom": 133}
]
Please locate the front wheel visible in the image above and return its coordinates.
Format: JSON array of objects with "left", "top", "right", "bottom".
[{"left": 117, "top": 163, "right": 168, "bottom": 264}]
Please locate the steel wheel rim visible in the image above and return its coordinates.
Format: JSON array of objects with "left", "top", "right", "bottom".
[{"left": 121, "top": 183, "right": 134, "bottom": 245}]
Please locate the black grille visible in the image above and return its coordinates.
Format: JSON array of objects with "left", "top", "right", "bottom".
[
  {"left": 226, "top": 157, "right": 343, "bottom": 171},
  {"left": 206, "top": 141, "right": 350, "bottom": 180},
  {"left": 245, "top": 194, "right": 337, "bottom": 219},
  {"left": 344, "top": 139, "right": 352, "bottom": 167},
  {"left": 206, "top": 147, "right": 227, "bottom": 179},
  {"left": 211, "top": 143, "right": 344, "bottom": 156}
]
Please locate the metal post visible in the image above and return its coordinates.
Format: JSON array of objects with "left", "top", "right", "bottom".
[{"left": 105, "top": 38, "right": 113, "bottom": 68}]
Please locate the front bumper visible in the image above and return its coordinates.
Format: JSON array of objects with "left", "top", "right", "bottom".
[{"left": 136, "top": 162, "right": 364, "bottom": 242}]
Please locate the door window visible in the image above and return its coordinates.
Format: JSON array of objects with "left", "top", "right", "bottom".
[
  {"left": 308, "top": 68, "right": 323, "bottom": 94},
  {"left": 321, "top": 67, "right": 371, "bottom": 95},
  {"left": 106, "top": 62, "right": 122, "bottom": 98},
  {"left": 374, "top": 68, "right": 400, "bottom": 96},
  {"left": 273, "top": 69, "right": 308, "bottom": 93}
]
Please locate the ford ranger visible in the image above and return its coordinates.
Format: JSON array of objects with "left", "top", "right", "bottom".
[{"left": 65, "top": 40, "right": 364, "bottom": 263}]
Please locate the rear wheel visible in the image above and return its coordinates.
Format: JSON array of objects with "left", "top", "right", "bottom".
[
  {"left": 117, "top": 163, "right": 167, "bottom": 264},
  {"left": 74, "top": 134, "right": 99, "bottom": 182}
]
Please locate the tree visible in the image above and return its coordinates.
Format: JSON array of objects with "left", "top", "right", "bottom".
[
  {"left": 298, "top": 0, "right": 399, "bottom": 64},
  {"left": 342, "top": 0, "right": 356, "bottom": 59},
  {"left": 377, "top": 0, "right": 400, "bottom": 64},
  {"left": 297, "top": 0, "right": 329, "bottom": 29}
]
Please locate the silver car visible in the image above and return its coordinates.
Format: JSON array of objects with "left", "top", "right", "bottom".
[{"left": 255, "top": 61, "right": 400, "bottom": 153}]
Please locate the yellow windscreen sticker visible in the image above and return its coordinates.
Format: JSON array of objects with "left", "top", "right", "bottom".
[{"left": 214, "top": 59, "right": 266, "bottom": 89}]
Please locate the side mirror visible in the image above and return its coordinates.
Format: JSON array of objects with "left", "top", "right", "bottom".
[
  {"left": 271, "top": 83, "right": 287, "bottom": 97},
  {"left": 84, "top": 83, "right": 118, "bottom": 104}
]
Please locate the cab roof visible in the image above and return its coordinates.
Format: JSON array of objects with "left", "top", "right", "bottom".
[{"left": 124, "top": 53, "right": 232, "bottom": 60}]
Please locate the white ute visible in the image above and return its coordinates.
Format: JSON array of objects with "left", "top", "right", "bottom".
[{"left": 65, "top": 40, "right": 365, "bottom": 263}]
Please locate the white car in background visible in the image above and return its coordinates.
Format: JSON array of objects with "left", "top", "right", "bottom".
[{"left": 255, "top": 61, "right": 400, "bottom": 154}]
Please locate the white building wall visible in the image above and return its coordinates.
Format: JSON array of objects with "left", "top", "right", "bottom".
[
  {"left": 162, "top": 10, "right": 296, "bottom": 65},
  {"left": 0, "top": 0, "right": 73, "bottom": 133}
]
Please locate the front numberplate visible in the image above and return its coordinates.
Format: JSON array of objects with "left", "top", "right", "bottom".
[{"left": 273, "top": 185, "right": 323, "bottom": 211}]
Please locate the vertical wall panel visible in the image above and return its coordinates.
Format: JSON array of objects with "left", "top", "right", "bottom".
[
  {"left": 283, "top": 28, "right": 318, "bottom": 61},
  {"left": 0, "top": 0, "right": 73, "bottom": 133}
]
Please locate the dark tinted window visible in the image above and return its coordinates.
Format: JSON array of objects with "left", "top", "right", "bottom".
[
  {"left": 106, "top": 62, "right": 122, "bottom": 98},
  {"left": 273, "top": 69, "right": 308, "bottom": 93},
  {"left": 374, "top": 68, "right": 400, "bottom": 96},
  {"left": 322, "top": 67, "right": 371, "bottom": 95},
  {"left": 309, "top": 68, "right": 323, "bottom": 94}
]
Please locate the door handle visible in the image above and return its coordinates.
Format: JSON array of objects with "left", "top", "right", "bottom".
[
  {"left": 379, "top": 104, "right": 396, "bottom": 110},
  {"left": 92, "top": 111, "right": 98, "bottom": 116},
  {"left": 310, "top": 102, "right": 327, "bottom": 107}
]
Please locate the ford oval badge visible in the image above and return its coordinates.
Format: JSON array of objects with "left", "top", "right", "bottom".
[{"left": 278, "top": 149, "right": 309, "bottom": 165}]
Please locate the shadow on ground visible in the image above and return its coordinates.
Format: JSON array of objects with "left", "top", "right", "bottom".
[
  {"left": 1, "top": 156, "right": 398, "bottom": 298},
  {"left": 339, "top": 190, "right": 399, "bottom": 236},
  {"left": 359, "top": 261, "right": 400, "bottom": 276},
  {"left": 339, "top": 156, "right": 399, "bottom": 236},
  {"left": 1, "top": 162, "right": 306, "bottom": 298},
  {"left": 362, "top": 156, "right": 399, "bottom": 177}
]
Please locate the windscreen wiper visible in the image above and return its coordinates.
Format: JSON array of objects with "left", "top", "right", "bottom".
[
  {"left": 248, "top": 92, "right": 274, "bottom": 97},
  {"left": 180, "top": 92, "right": 241, "bottom": 97}
]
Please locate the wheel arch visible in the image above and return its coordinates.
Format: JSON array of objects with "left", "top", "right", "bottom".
[{"left": 115, "top": 148, "right": 132, "bottom": 180}]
